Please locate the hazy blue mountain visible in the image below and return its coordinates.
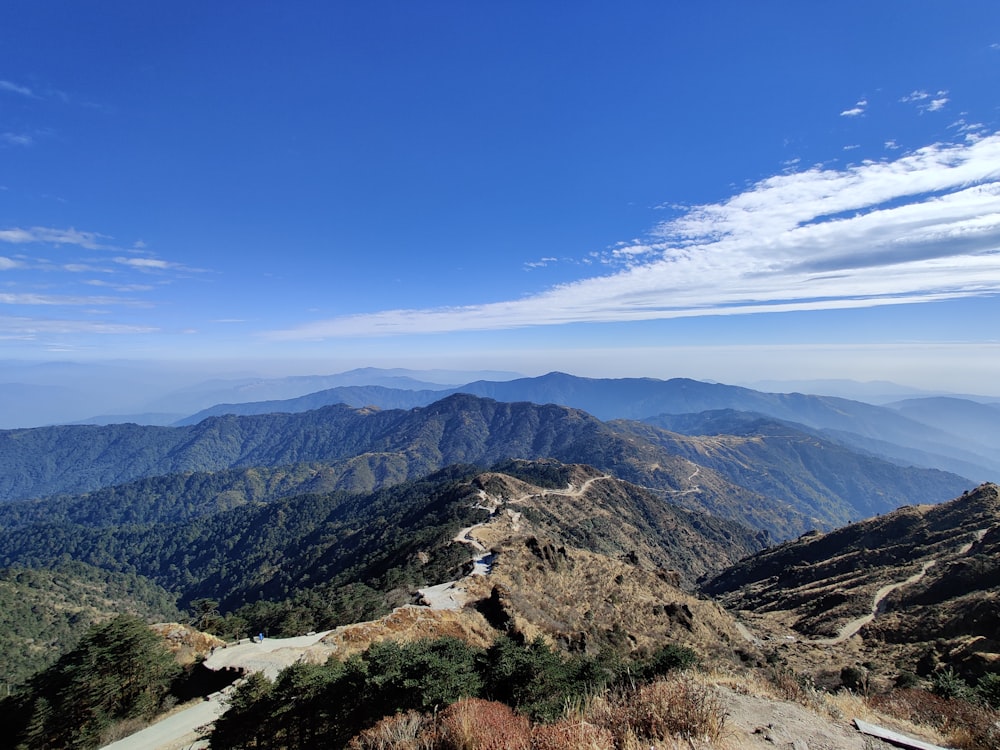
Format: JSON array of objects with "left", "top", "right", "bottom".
[
  {"left": 631, "top": 410, "right": 973, "bottom": 526},
  {"left": 0, "top": 360, "right": 215, "bottom": 428},
  {"left": 143, "top": 368, "right": 519, "bottom": 417},
  {"left": 886, "top": 396, "right": 1000, "bottom": 448},
  {"left": 174, "top": 385, "right": 443, "bottom": 426},
  {"left": 453, "top": 372, "right": 1000, "bottom": 480},
  {"left": 0, "top": 382, "right": 85, "bottom": 429},
  {"left": 157, "top": 371, "right": 1000, "bottom": 480},
  {"left": 0, "top": 363, "right": 523, "bottom": 428},
  {"left": 743, "top": 378, "right": 940, "bottom": 404},
  {"left": 72, "top": 412, "right": 187, "bottom": 426}
]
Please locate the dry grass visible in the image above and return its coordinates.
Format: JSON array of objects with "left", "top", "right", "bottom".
[
  {"left": 870, "top": 689, "right": 1000, "bottom": 750},
  {"left": 531, "top": 720, "right": 614, "bottom": 750},
  {"left": 349, "top": 711, "right": 435, "bottom": 750},
  {"left": 583, "top": 674, "right": 727, "bottom": 746}
]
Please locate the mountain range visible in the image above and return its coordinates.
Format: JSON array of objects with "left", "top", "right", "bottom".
[
  {"left": 1, "top": 368, "right": 998, "bottom": 749},
  {"left": 0, "top": 393, "right": 972, "bottom": 540},
  {"left": 171, "top": 371, "right": 1000, "bottom": 481}
]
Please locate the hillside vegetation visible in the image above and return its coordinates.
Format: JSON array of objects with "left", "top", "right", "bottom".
[
  {"left": 0, "top": 562, "right": 180, "bottom": 687},
  {"left": 0, "top": 378, "right": 996, "bottom": 749},
  {"left": 0, "top": 394, "right": 972, "bottom": 540}
]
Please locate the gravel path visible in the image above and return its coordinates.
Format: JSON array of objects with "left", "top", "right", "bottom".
[{"left": 99, "top": 631, "right": 335, "bottom": 750}]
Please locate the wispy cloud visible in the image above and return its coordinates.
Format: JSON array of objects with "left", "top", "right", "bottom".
[
  {"left": 926, "top": 95, "right": 949, "bottom": 112},
  {"left": 840, "top": 98, "right": 867, "bottom": 117},
  {"left": 0, "top": 226, "right": 111, "bottom": 250},
  {"left": 901, "top": 89, "right": 949, "bottom": 113},
  {"left": 524, "top": 257, "right": 559, "bottom": 269},
  {"left": 0, "top": 80, "right": 35, "bottom": 98},
  {"left": 0, "top": 256, "right": 22, "bottom": 270},
  {"left": 265, "top": 133, "right": 1000, "bottom": 340},
  {"left": 113, "top": 256, "right": 175, "bottom": 271},
  {"left": 1, "top": 132, "right": 33, "bottom": 146},
  {"left": 0, "top": 292, "right": 142, "bottom": 306},
  {"left": 0, "top": 315, "right": 157, "bottom": 336}
]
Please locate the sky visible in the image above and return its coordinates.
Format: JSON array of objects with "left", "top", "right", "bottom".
[{"left": 3, "top": 2, "right": 1000, "bottom": 396}]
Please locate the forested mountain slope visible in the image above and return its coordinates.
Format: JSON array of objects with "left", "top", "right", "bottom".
[
  {"left": 0, "top": 394, "right": 974, "bottom": 541},
  {"left": 630, "top": 410, "right": 972, "bottom": 527},
  {"left": 0, "top": 461, "right": 763, "bottom": 623},
  {"left": 162, "top": 371, "right": 999, "bottom": 479},
  {"left": 0, "top": 395, "right": 804, "bottom": 538},
  {"left": 0, "top": 561, "right": 180, "bottom": 687}
]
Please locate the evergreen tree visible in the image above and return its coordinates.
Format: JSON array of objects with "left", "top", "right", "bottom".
[{"left": 12, "top": 615, "right": 179, "bottom": 749}]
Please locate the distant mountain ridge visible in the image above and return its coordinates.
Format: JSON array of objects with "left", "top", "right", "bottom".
[
  {"left": 0, "top": 393, "right": 973, "bottom": 541},
  {"left": 168, "top": 371, "right": 999, "bottom": 480},
  {"left": 622, "top": 410, "right": 971, "bottom": 527}
]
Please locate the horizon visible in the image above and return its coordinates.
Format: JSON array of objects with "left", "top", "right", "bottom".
[
  {"left": 2, "top": 360, "right": 999, "bottom": 430},
  {"left": 3, "top": 4, "right": 1000, "bottom": 410}
]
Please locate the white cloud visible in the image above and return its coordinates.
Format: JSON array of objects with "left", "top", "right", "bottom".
[
  {"left": 265, "top": 132, "right": 1000, "bottom": 340},
  {"left": 950, "top": 119, "right": 987, "bottom": 143},
  {"left": 902, "top": 89, "right": 949, "bottom": 113},
  {"left": 0, "top": 257, "right": 22, "bottom": 270},
  {"left": 0, "top": 315, "right": 156, "bottom": 336},
  {"left": 0, "top": 292, "right": 138, "bottom": 306},
  {"left": 840, "top": 98, "right": 867, "bottom": 117},
  {"left": 524, "top": 257, "right": 559, "bottom": 269},
  {"left": 0, "top": 226, "right": 110, "bottom": 250},
  {"left": 112, "top": 256, "right": 180, "bottom": 273},
  {"left": 1, "top": 132, "right": 33, "bottom": 146},
  {"left": 0, "top": 80, "right": 34, "bottom": 98}
]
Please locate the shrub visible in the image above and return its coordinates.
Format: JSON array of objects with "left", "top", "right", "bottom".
[
  {"left": 870, "top": 688, "right": 1000, "bottom": 750},
  {"left": 348, "top": 711, "right": 433, "bottom": 750},
  {"left": 840, "top": 665, "right": 870, "bottom": 695},
  {"left": 636, "top": 644, "right": 698, "bottom": 679},
  {"left": 894, "top": 671, "right": 920, "bottom": 690},
  {"left": 438, "top": 698, "right": 530, "bottom": 750},
  {"left": 975, "top": 672, "right": 1000, "bottom": 710},
  {"left": 931, "top": 668, "right": 976, "bottom": 702},
  {"left": 531, "top": 720, "right": 613, "bottom": 750}
]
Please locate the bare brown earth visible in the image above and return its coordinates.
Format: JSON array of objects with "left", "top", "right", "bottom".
[
  {"left": 705, "top": 483, "right": 1000, "bottom": 688},
  {"left": 151, "top": 622, "right": 225, "bottom": 665}
]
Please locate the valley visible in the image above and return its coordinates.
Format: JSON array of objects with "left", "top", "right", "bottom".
[{"left": 0, "top": 372, "right": 996, "bottom": 750}]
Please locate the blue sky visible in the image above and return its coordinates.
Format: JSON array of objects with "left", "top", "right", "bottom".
[{"left": 3, "top": 2, "right": 1000, "bottom": 393}]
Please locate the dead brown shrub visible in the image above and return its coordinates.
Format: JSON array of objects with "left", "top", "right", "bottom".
[
  {"left": 531, "top": 719, "right": 613, "bottom": 750},
  {"left": 348, "top": 711, "right": 435, "bottom": 750},
  {"left": 437, "top": 698, "right": 531, "bottom": 750}
]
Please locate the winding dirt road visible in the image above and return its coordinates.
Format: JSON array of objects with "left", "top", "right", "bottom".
[{"left": 812, "top": 559, "right": 937, "bottom": 645}]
